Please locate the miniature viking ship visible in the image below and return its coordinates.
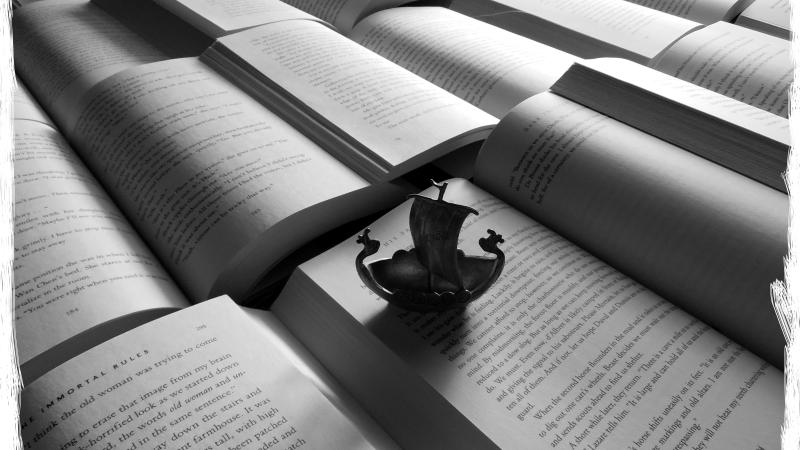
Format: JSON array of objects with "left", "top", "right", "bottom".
[{"left": 356, "top": 181, "right": 505, "bottom": 312}]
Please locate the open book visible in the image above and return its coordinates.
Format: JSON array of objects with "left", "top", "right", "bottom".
[
  {"left": 12, "top": 0, "right": 501, "bottom": 369},
  {"left": 200, "top": 18, "right": 495, "bottom": 181},
  {"left": 19, "top": 296, "right": 397, "bottom": 449},
  {"left": 272, "top": 92, "right": 787, "bottom": 448}
]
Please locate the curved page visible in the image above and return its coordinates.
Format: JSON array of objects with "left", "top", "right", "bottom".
[
  {"left": 20, "top": 297, "right": 373, "bottom": 450},
  {"left": 279, "top": 179, "right": 782, "bottom": 449},
  {"left": 474, "top": 93, "right": 787, "bottom": 367},
  {"left": 351, "top": 7, "right": 578, "bottom": 118},
  {"left": 651, "top": 21, "right": 791, "bottom": 117},
  {"left": 13, "top": 0, "right": 166, "bottom": 129},
  {"left": 68, "top": 57, "right": 397, "bottom": 301},
  {"left": 14, "top": 120, "right": 187, "bottom": 366},
  {"left": 208, "top": 20, "right": 496, "bottom": 180}
]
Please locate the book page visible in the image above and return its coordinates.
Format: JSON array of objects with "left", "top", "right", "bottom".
[
  {"left": 209, "top": 20, "right": 496, "bottom": 180},
  {"left": 14, "top": 81, "right": 55, "bottom": 128},
  {"left": 20, "top": 297, "right": 374, "bottom": 449},
  {"left": 281, "top": 0, "right": 408, "bottom": 32},
  {"left": 452, "top": 0, "right": 701, "bottom": 61},
  {"left": 241, "top": 308, "right": 400, "bottom": 450},
  {"left": 652, "top": 21, "right": 791, "bottom": 117},
  {"left": 351, "top": 7, "right": 578, "bottom": 118},
  {"left": 13, "top": 120, "right": 188, "bottom": 367},
  {"left": 474, "top": 93, "right": 787, "bottom": 367},
  {"left": 68, "top": 57, "right": 402, "bottom": 301},
  {"left": 282, "top": 179, "right": 782, "bottom": 449},
  {"left": 153, "top": 0, "right": 318, "bottom": 37},
  {"left": 736, "top": 0, "right": 790, "bottom": 39},
  {"left": 13, "top": 0, "right": 166, "bottom": 128},
  {"left": 624, "top": 0, "right": 747, "bottom": 22}
]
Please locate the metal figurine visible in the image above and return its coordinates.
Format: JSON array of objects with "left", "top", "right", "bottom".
[{"left": 356, "top": 181, "right": 505, "bottom": 312}]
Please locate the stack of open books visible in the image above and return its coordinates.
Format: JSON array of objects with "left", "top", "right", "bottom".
[{"left": 12, "top": 0, "right": 790, "bottom": 448}]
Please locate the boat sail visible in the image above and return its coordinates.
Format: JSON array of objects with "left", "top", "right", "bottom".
[{"left": 356, "top": 181, "right": 505, "bottom": 312}]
